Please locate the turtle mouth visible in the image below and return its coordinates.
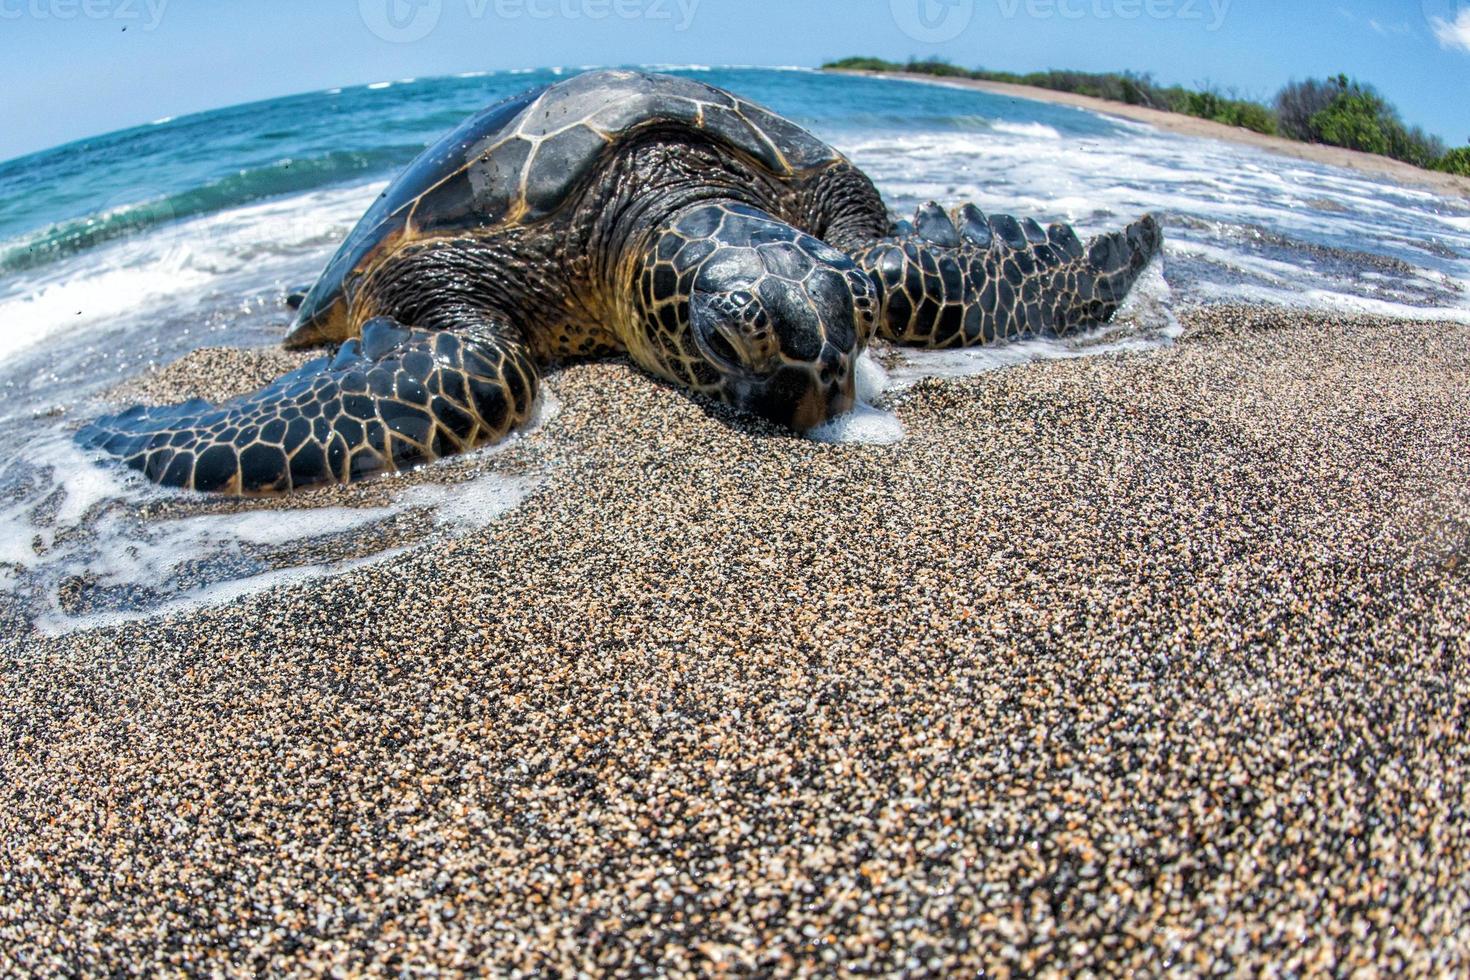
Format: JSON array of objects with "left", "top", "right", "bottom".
[
  {"left": 730, "top": 359, "right": 855, "bottom": 433},
  {"left": 791, "top": 380, "right": 854, "bottom": 432}
]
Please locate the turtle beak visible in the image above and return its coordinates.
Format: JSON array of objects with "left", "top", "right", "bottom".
[
  {"left": 284, "top": 288, "right": 354, "bottom": 350},
  {"left": 794, "top": 375, "right": 855, "bottom": 431},
  {"left": 740, "top": 344, "right": 855, "bottom": 432}
]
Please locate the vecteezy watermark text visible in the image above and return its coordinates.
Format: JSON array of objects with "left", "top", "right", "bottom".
[
  {"left": 994, "top": 0, "right": 1230, "bottom": 31},
  {"left": 0, "top": 0, "right": 167, "bottom": 29},
  {"left": 890, "top": 0, "right": 1230, "bottom": 42},
  {"left": 360, "top": 0, "right": 700, "bottom": 44}
]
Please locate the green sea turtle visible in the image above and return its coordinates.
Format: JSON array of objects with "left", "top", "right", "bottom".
[{"left": 80, "top": 70, "right": 1162, "bottom": 494}]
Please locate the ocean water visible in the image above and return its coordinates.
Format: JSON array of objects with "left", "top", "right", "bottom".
[{"left": 1, "top": 66, "right": 1467, "bottom": 632}]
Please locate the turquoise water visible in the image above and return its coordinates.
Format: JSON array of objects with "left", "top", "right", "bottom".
[
  {"left": 0, "top": 68, "right": 1123, "bottom": 276},
  {"left": 0, "top": 66, "right": 1467, "bottom": 630}
]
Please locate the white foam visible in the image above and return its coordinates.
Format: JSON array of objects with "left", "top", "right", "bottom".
[
  {"left": 5, "top": 384, "right": 561, "bottom": 635},
  {"left": 35, "top": 547, "right": 414, "bottom": 635},
  {"left": 1188, "top": 280, "right": 1470, "bottom": 324},
  {"left": 524, "top": 385, "right": 563, "bottom": 431},
  {"left": 1111, "top": 256, "right": 1181, "bottom": 336},
  {"left": 887, "top": 335, "right": 1091, "bottom": 386},
  {"left": 802, "top": 353, "right": 906, "bottom": 445},
  {"left": 1170, "top": 240, "right": 1307, "bottom": 282},
  {"left": 854, "top": 351, "right": 889, "bottom": 403},
  {"left": 160, "top": 504, "right": 400, "bottom": 551},
  {"left": 992, "top": 121, "right": 1062, "bottom": 140},
  {"left": 708, "top": 65, "right": 815, "bottom": 74},
  {"left": 26, "top": 463, "right": 538, "bottom": 636},
  {"left": 807, "top": 402, "right": 905, "bottom": 445},
  {"left": 0, "top": 435, "right": 147, "bottom": 567},
  {"left": 0, "top": 181, "right": 383, "bottom": 363},
  {"left": 413, "top": 474, "right": 536, "bottom": 528},
  {"left": 50, "top": 451, "right": 141, "bottom": 528},
  {"left": 0, "top": 245, "right": 210, "bottom": 363},
  {"left": 0, "top": 514, "right": 40, "bottom": 568}
]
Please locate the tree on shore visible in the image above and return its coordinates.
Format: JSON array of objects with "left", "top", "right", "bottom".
[{"left": 1276, "top": 75, "right": 1446, "bottom": 169}]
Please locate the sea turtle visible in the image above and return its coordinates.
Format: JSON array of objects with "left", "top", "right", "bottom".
[{"left": 79, "top": 70, "right": 1162, "bottom": 494}]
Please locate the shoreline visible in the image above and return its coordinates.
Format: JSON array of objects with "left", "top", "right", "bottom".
[{"left": 829, "top": 68, "right": 1470, "bottom": 200}]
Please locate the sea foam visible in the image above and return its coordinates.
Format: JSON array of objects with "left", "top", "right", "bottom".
[{"left": 2, "top": 390, "right": 558, "bottom": 635}]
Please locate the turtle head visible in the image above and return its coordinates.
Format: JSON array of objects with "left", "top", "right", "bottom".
[
  {"left": 284, "top": 208, "right": 408, "bottom": 350},
  {"left": 654, "top": 204, "right": 876, "bottom": 432},
  {"left": 284, "top": 278, "right": 355, "bottom": 350}
]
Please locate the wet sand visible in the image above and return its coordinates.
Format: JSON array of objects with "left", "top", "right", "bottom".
[
  {"left": 830, "top": 69, "right": 1470, "bottom": 201},
  {"left": 3, "top": 306, "right": 1469, "bottom": 973}
]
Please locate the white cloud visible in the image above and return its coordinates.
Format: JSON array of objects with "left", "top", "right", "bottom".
[
  {"left": 1339, "top": 6, "right": 1412, "bottom": 38},
  {"left": 1432, "top": 8, "right": 1470, "bottom": 52},
  {"left": 1366, "top": 18, "right": 1412, "bottom": 37}
]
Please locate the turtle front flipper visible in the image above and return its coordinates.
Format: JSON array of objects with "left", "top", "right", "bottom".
[
  {"left": 77, "top": 316, "right": 539, "bottom": 494},
  {"left": 853, "top": 204, "right": 1163, "bottom": 348}
]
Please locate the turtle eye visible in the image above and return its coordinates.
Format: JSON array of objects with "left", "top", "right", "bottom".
[
  {"left": 691, "top": 292, "right": 753, "bottom": 374},
  {"left": 703, "top": 329, "right": 743, "bottom": 370}
]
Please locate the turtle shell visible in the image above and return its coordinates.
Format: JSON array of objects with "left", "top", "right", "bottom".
[{"left": 290, "top": 70, "right": 845, "bottom": 344}]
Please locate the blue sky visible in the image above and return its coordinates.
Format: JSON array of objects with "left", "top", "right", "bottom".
[{"left": 0, "top": 0, "right": 1466, "bottom": 162}]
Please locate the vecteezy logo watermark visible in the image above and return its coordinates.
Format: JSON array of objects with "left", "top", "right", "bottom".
[
  {"left": 0, "top": 0, "right": 168, "bottom": 29},
  {"left": 891, "top": 0, "right": 975, "bottom": 43},
  {"left": 1423, "top": 0, "right": 1470, "bottom": 53},
  {"left": 361, "top": 0, "right": 700, "bottom": 43},
  {"left": 359, "top": 0, "right": 441, "bottom": 43},
  {"left": 994, "top": 0, "right": 1231, "bottom": 31}
]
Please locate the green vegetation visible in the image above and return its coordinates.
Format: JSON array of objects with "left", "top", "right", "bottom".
[
  {"left": 1276, "top": 75, "right": 1445, "bottom": 168},
  {"left": 1179, "top": 90, "right": 1278, "bottom": 136},
  {"left": 824, "top": 57, "right": 1276, "bottom": 134},
  {"left": 1435, "top": 148, "right": 1470, "bottom": 177},
  {"left": 825, "top": 58, "right": 1466, "bottom": 175}
]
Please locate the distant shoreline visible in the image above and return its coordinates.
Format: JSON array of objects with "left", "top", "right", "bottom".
[{"left": 828, "top": 69, "right": 1470, "bottom": 201}]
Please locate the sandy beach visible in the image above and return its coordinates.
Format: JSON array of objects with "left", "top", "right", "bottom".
[
  {"left": 830, "top": 69, "right": 1470, "bottom": 201},
  {"left": 3, "top": 305, "right": 1468, "bottom": 973}
]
